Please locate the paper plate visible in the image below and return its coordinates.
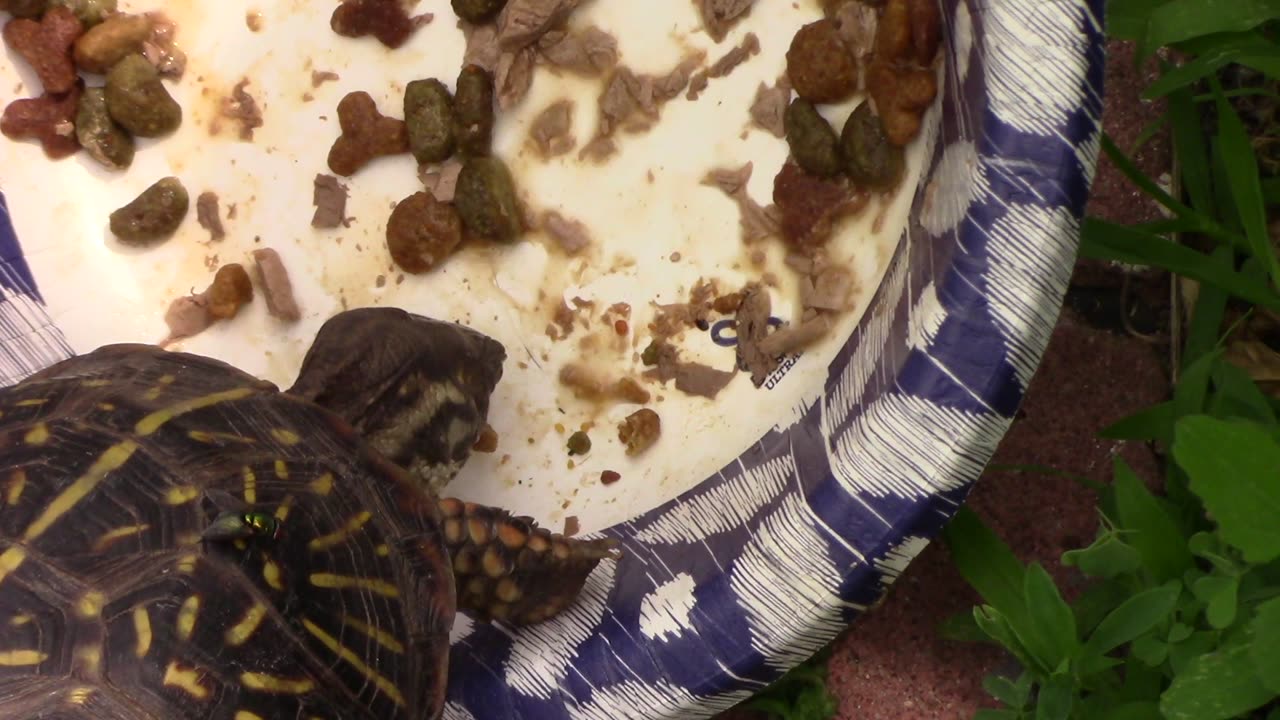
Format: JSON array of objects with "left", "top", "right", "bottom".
[{"left": 0, "top": 0, "right": 1104, "bottom": 717}]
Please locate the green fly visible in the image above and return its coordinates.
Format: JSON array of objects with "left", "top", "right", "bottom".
[{"left": 201, "top": 510, "right": 283, "bottom": 543}]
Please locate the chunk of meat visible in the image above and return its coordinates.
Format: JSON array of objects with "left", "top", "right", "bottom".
[
  {"left": 537, "top": 26, "right": 617, "bottom": 76},
  {"left": 419, "top": 158, "right": 464, "bottom": 203},
  {"left": 495, "top": 46, "right": 536, "bottom": 109},
  {"left": 696, "top": 0, "right": 755, "bottom": 42},
  {"left": 757, "top": 314, "right": 831, "bottom": 358},
  {"left": 541, "top": 209, "right": 591, "bottom": 254},
  {"left": 219, "top": 78, "right": 263, "bottom": 141},
  {"left": 461, "top": 21, "right": 501, "bottom": 71},
  {"left": 311, "top": 174, "right": 350, "bottom": 228},
  {"left": 196, "top": 191, "right": 225, "bottom": 241},
  {"left": 142, "top": 11, "right": 186, "bottom": 79},
  {"left": 496, "top": 0, "right": 583, "bottom": 50},
  {"left": 735, "top": 282, "right": 774, "bottom": 386},
  {"left": 749, "top": 76, "right": 790, "bottom": 138},
  {"left": 330, "top": 0, "right": 423, "bottom": 49},
  {"left": 655, "top": 52, "right": 705, "bottom": 102},
  {"left": 528, "top": 99, "right": 575, "bottom": 158},
  {"left": 163, "top": 294, "right": 212, "bottom": 344},
  {"left": 642, "top": 340, "right": 736, "bottom": 400},
  {"left": 311, "top": 70, "right": 341, "bottom": 87},
  {"left": 707, "top": 32, "right": 758, "bottom": 79},
  {"left": 803, "top": 264, "right": 856, "bottom": 311},
  {"left": 252, "top": 248, "right": 302, "bottom": 322},
  {"left": 702, "top": 162, "right": 780, "bottom": 243},
  {"left": 834, "top": 0, "right": 878, "bottom": 58}
]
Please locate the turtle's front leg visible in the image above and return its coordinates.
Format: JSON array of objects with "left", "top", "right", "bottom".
[{"left": 436, "top": 498, "right": 619, "bottom": 626}]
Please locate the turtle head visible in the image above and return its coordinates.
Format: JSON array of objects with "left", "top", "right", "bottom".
[{"left": 288, "top": 307, "right": 506, "bottom": 494}]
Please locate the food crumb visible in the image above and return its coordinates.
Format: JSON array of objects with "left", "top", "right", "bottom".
[
  {"left": 311, "top": 174, "right": 350, "bottom": 228},
  {"left": 600, "top": 470, "right": 621, "bottom": 485},
  {"left": 311, "top": 70, "right": 341, "bottom": 88},
  {"left": 219, "top": 79, "right": 264, "bottom": 141},
  {"left": 196, "top": 192, "right": 225, "bottom": 242},
  {"left": 618, "top": 408, "right": 661, "bottom": 456},
  {"left": 563, "top": 516, "right": 580, "bottom": 537},
  {"left": 566, "top": 430, "right": 591, "bottom": 455},
  {"left": 246, "top": 11, "right": 264, "bottom": 32},
  {"left": 472, "top": 423, "right": 499, "bottom": 452}
]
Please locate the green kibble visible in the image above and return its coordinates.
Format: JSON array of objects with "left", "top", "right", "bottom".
[
  {"left": 455, "top": 156, "right": 522, "bottom": 243},
  {"left": 49, "top": 0, "right": 117, "bottom": 26},
  {"left": 566, "top": 431, "right": 591, "bottom": 456},
  {"left": 784, "top": 98, "right": 842, "bottom": 178},
  {"left": 453, "top": 64, "right": 494, "bottom": 157},
  {"left": 104, "top": 54, "right": 182, "bottom": 138},
  {"left": 405, "top": 78, "right": 456, "bottom": 165},
  {"left": 109, "top": 176, "right": 189, "bottom": 245},
  {"left": 840, "top": 101, "right": 904, "bottom": 192},
  {"left": 0, "top": 0, "right": 49, "bottom": 18},
  {"left": 76, "top": 87, "right": 135, "bottom": 170},
  {"left": 451, "top": 0, "right": 506, "bottom": 23}
]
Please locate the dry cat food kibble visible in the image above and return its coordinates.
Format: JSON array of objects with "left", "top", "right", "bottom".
[
  {"left": 205, "top": 262, "right": 254, "bottom": 320},
  {"left": 618, "top": 408, "right": 661, "bottom": 456},
  {"left": 405, "top": 78, "right": 457, "bottom": 164},
  {"left": 784, "top": 98, "right": 842, "bottom": 178},
  {"left": 1, "top": 83, "right": 82, "bottom": 158},
  {"left": 453, "top": 64, "right": 495, "bottom": 156},
  {"left": 327, "top": 91, "right": 410, "bottom": 176},
  {"left": 75, "top": 85, "right": 133, "bottom": 169},
  {"left": 108, "top": 176, "right": 188, "bottom": 244},
  {"left": 455, "top": 156, "right": 522, "bottom": 242},
  {"left": 3, "top": 5, "right": 82, "bottom": 94},
  {"left": 785, "top": 18, "right": 857, "bottom": 104},
  {"left": 330, "top": 0, "right": 423, "bottom": 49},
  {"left": 73, "top": 12, "right": 151, "bottom": 74},
  {"left": 385, "top": 191, "right": 464, "bottom": 273},
  {"left": 104, "top": 53, "right": 181, "bottom": 137}
]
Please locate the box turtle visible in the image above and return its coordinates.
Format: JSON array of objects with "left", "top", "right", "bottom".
[{"left": 0, "top": 307, "right": 618, "bottom": 719}]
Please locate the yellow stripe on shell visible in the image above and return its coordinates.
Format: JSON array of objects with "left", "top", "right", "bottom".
[
  {"left": 342, "top": 614, "right": 405, "bottom": 654},
  {"left": 308, "top": 512, "right": 372, "bottom": 552},
  {"left": 0, "top": 649, "right": 47, "bottom": 665},
  {"left": 309, "top": 574, "right": 399, "bottom": 598},
  {"left": 162, "top": 662, "right": 210, "bottom": 699},
  {"left": 240, "top": 672, "right": 315, "bottom": 694},
  {"left": 133, "top": 608, "right": 152, "bottom": 657},
  {"left": 301, "top": 618, "right": 405, "bottom": 707},
  {"left": 21, "top": 441, "right": 138, "bottom": 542},
  {"left": 91, "top": 524, "right": 151, "bottom": 551},
  {"left": 177, "top": 595, "right": 201, "bottom": 640},
  {"left": 135, "top": 387, "right": 257, "bottom": 436},
  {"left": 226, "top": 603, "right": 268, "bottom": 646}
]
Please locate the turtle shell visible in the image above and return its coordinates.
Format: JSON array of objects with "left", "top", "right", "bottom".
[{"left": 0, "top": 343, "right": 454, "bottom": 720}]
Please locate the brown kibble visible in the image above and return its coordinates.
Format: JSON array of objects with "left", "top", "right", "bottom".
[
  {"left": 785, "top": 19, "right": 857, "bottom": 104},
  {"left": 908, "top": 0, "right": 941, "bottom": 66},
  {"left": 327, "top": 91, "right": 410, "bottom": 176},
  {"left": 205, "top": 263, "right": 253, "bottom": 320},
  {"left": 330, "top": 0, "right": 422, "bottom": 49},
  {"left": 73, "top": 12, "right": 152, "bottom": 74},
  {"left": 874, "top": 0, "right": 912, "bottom": 61},
  {"left": 385, "top": 191, "right": 463, "bottom": 274},
  {"left": 4, "top": 6, "right": 83, "bottom": 94},
  {"left": 472, "top": 423, "right": 499, "bottom": 453},
  {"left": 866, "top": 62, "right": 937, "bottom": 146},
  {"left": 618, "top": 408, "right": 660, "bottom": 456},
  {"left": 1, "top": 82, "right": 83, "bottom": 159},
  {"left": 600, "top": 470, "right": 621, "bottom": 485}
]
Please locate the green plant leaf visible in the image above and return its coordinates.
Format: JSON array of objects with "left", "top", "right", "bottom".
[
  {"left": 1062, "top": 533, "right": 1144, "bottom": 579},
  {"left": 1106, "top": 0, "right": 1165, "bottom": 41},
  {"left": 1112, "top": 458, "right": 1193, "bottom": 582},
  {"left": 1145, "top": 32, "right": 1280, "bottom": 100},
  {"left": 1143, "top": 0, "right": 1280, "bottom": 53},
  {"left": 944, "top": 509, "right": 1030, "bottom": 631},
  {"left": 1073, "top": 581, "right": 1133, "bottom": 637},
  {"left": 983, "top": 674, "right": 1029, "bottom": 709},
  {"left": 1160, "top": 641, "right": 1276, "bottom": 720},
  {"left": 1209, "top": 358, "right": 1278, "bottom": 425},
  {"left": 1180, "top": 254, "right": 1231, "bottom": 374},
  {"left": 939, "top": 610, "right": 994, "bottom": 644},
  {"left": 1098, "top": 134, "right": 1199, "bottom": 220},
  {"left": 1174, "top": 416, "right": 1280, "bottom": 563},
  {"left": 1166, "top": 84, "right": 1215, "bottom": 217},
  {"left": 1121, "top": 657, "right": 1165, "bottom": 702},
  {"left": 1099, "top": 401, "right": 1175, "bottom": 444},
  {"left": 1083, "top": 581, "right": 1181, "bottom": 657},
  {"left": 1248, "top": 597, "right": 1280, "bottom": 692},
  {"left": 1169, "top": 631, "right": 1221, "bottom": 675},
  {"left": 1023, "top": 564, "right": 1079, "bottom": 668},
  {"left": 1034, "top": 675, "right": 1074, "bottom": 720},
  {"left": 1078, "top": 219, "right": 1280, "bottom": 311},
  {"left": 1131, "top": 634, "right": 1169, "bottom": 666},
  {"left": 1192, "top": 575, "right": 1241, "bottom": 629},
  {"left": 1264, "top": 177, "right": 1280, "bottom": 205},
  {"left": 975, "top": 605, "right": 1044, "bottom": 675},
  {"left": 1211, "top": 76, "right": 1280, "bottom": 288},
  {"left": 1168, "top": 622, "right": 1194, "bottom": 643},
  {"left": 1102, "top": 701, "right": 1163, "bottom": 720}
]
